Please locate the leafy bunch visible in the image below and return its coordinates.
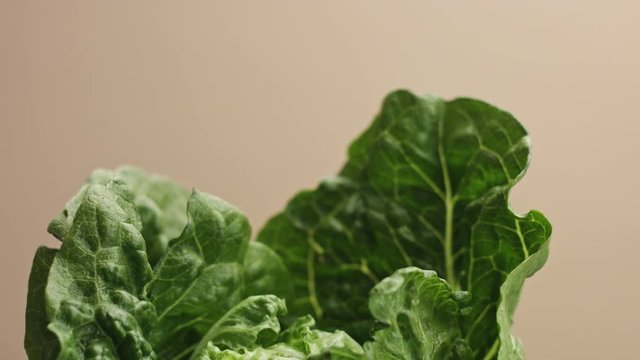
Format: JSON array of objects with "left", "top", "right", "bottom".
[{"left": 25, "top": 90, "right": 551, "bottom": 360}]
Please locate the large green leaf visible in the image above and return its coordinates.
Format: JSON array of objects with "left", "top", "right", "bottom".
[
  {"left": 257, "top": 90, "right": 551, "bottom": 358},
  {"left": 364, "top": 267, "right": 471, "bottom": 360},
  {"left": 25, "top": 247, "right": 59, "bottom": 360},
  {"left": 44, "top": 180, "right": 157, "bottom": 359},
  {"left": 146, "top": 191, "right": 251, "bottom": 359}
]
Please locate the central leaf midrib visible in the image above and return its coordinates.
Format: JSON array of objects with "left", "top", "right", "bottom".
[{"left": 437, "top": 103, "right": 458, "bottom": 291}]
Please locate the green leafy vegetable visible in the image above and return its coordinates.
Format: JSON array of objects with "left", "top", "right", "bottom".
[
  {"left": 258, "top": 90, "right": 551, "bottom": 358},
  {"left": 25, "top": 89, "right": 550, "bottom": 360},
  {"left": 45, "top": 180, "right": 157, "bottom": 359},
  {"left": 364, "top": 267, "right": 471, "bottom": 360},
  {"left": 191, "top": 303, "right": 365, "bottom": 360},
  {"left": 147, "top": 191, "right": 250, "bottom": 358},
  {"left": 47, "top": 166, "right": 190, "bottom": 266}
]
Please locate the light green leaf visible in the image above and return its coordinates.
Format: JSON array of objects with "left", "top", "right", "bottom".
[
  {"left": 280, "top": 315, "right": 365, "bottom": 359},
  {"left": 147, "top": 191, "right": 251, "bottom": 359},
  {"left": 497, "top": 238, "right": 550, "bottom": 360},
  {"left": 44, "top": 180, "right": 157, "bottom": 359},
  {"left": 25, "top": 247, "right": 59, "bottom": 360},
  {"left": 192, "top": 299, "right": 364, "bottom": 360},
  {"left": 47, "top": 166, "right": 190, "bottom": 266},
  {"left": 258, "top": 90, "right": 552, "bottom": 357},
  {"left": 194, "top": 343, "right": 304, "bottom": 360},
  {"left": 190, "top": 295, "right": 286, "bottom": 359},
  {"left": 365, "top": 267, "right": 471, "bottom": 360}
]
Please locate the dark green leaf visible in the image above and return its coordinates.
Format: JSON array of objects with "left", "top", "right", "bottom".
[
  {"left": 25, "top": 246, "right": 59, "bottom": 360},
  {"left": 257, "top": 90, "right": 552, "bottom": 358}
]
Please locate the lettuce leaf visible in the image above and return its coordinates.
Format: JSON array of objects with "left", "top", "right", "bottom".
[
  {"left": 45, "top": 179, "right": 157, "bottom": 359},
  {"left": 191, "top": 298, "right": 365, "bottom": 360},
  {"left": 26, "top": 172, "right": 292, "bottom": 360},
  {"left": 365, "top": 267, "right": 471, "bottom": 360},
  {"left": 146, "top": 191, "right": 250, "bottom": 358}
]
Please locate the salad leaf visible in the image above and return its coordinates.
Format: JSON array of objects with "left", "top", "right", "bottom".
[
  {"left": 191, "top": 295, "right": 286, "bottom": 356},
  {"left": 496, "top": 240, "right": 550, "bottom": 359},
  {"left": 47, "top": 166, "right": 189, "bottom": 266},
  {"left": 192, "top": 300, "right": 365, "bottom": 360},
  {"left": 105, "top": 167, "right": 190, "bottom": 265},
  {"left": 278, "top": 315, "right": 365, "bottom": 359},
  {"left": 45, "top": 180, "right": 157, "bottom": 359},
  {"left": 28, "top": 171, "right": 291, "bottom": 360},
  {"left": 257, "top": 90, "right": 551, "bottom": 357},
  {"left": 365, "top": 267, "right": 471, "bottom": 360},
  {"left": 146, "top": 191, "right": 250, "bottom": 359},
  {"left": 25, "top": 247, "right": 59, "bottom": 360}
]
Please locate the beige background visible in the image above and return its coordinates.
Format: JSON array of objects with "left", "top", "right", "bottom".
[{"left": 1, "top": 1, "right": 638, "bottom": 359}]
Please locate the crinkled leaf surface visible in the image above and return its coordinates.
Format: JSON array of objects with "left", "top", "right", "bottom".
[
  {"left": 103, "top": 167, "right": 190, "bottom": 265},
  {"left": 195, "top": 343, "right": 303, "bottom": 360},
  {"left": 44, "top": 180, "right": 157, "bottom": 359},
  {"left": 25, "top": 246, "right": 59, "bottom": 360},
  {"left": 49, "top": 166, "right": 190, "bottom": 265},
  {"left": 192, "top": 299, "right": 364, "bottom": 360},
  {"left": 279, "top": 315, "right": 365, "bottom": 359},
  {"left": 365, "top": 267, "right": 471, "bottom": 360},
  {"left": 257, "top": 90, "right": 552, "bottom": 358},
  {"left": 190, "top": 295, "right": 286, "bottom": 358},
  {"left": 146, "top": 191, "right": 250, "bottom": 359}
]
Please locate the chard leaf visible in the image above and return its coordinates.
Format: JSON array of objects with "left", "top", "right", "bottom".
[
  {"left": 25, "top": 247, "right": 59, "bottom": 360},
  {"left": 257, "top": 90, "right": 552, "bottom": 358},
  {"left": 146, "top": 191, "right": 251, "bottom": 359},
  {"left": 44, "top": 180, "right": 157, "bottom": 359},
  {"left": 365, "top": 267, "right": 471, "bottom": 360},
  {"left": 192, "top": 298, "right": 364, "bottom": 360}
]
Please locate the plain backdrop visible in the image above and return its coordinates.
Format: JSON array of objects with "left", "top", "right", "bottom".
[{"left": 2, "top": 1, "right": 638, "bottom": 358}]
